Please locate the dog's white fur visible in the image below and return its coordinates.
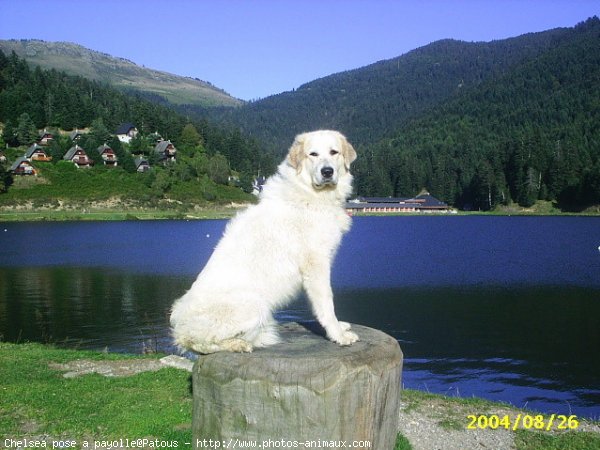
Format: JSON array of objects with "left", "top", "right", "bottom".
[{"left": 170, "top": 130, "right": 358, "bottom": 353}]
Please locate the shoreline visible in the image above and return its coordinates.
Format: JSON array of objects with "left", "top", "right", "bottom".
[
  {"left": 0, "top": 199, "right": 598, "bottom": 222},
  {"left": 0, "top": 205, "right": 246, "bottom": 222},
  {"left": 1, "top": 208, "right": 599, "bottom": 222},
  {"left": 0, "top": 209, "right": 239, "bottom": 222}
]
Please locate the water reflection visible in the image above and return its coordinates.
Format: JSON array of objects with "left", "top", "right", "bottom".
[
  {"left": 1, "top": 267, "right": 599, "bottom": 417},
  {"left": 0, "top": 267, "right": 192, "bottom": 352}
]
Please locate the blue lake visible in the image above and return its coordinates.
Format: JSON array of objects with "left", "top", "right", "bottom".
[{"left": 0, "top": 216, "right": 599, "bottom": 419}]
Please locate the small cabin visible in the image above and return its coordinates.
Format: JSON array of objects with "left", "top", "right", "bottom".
[
  {"left": 64, "top": 145, "right": 93, "bottom": 168},
  {"left": 38, "top": 129, "right": 54, "bottom": 146},
  {"left": 154, "top": 140, "right": 177, "bottom": 163},
  {"left": 134, "top": 156, "right": 150, "bottom": 173},
  {"left": 69, "top": 129, "right": 85, "bottom": 142},
  {"left": 115, "top": 123, "right": 138, "bottom": 144},
  {"left": 10, "top": 157, "right": 36, "bottom": 175},
  {"left": 97, "top": 144, "right": 118, "bottom": 167},
  {"left": 25, "top": 143, "right": 52, "bottom": 162}
]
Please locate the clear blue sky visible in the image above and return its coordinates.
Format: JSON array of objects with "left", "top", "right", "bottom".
[{"left": 0, "top": 0, "right": 598, "bottom": 101}]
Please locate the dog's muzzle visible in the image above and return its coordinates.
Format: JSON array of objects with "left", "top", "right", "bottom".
[{"left": 313, "top": 166, "right": 337, "bottom": 189}]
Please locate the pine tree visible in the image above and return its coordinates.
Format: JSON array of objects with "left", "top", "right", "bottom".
[
  {"left": 207, "top": 152, "right": 230, "bottom": 185},
  {"left": 1, "top": 120, "right": 17, "bottom": 147},
  {"left": 16, "top": 113, "right": 38, "bottom": 146},
  {"left": 179, "top": 123, "right": 204, "bottom": 153},
  {"left": 0, "top": 162, "right": 13, "bottom": 193}
]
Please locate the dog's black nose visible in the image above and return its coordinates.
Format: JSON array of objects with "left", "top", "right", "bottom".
[{"left": 321, "top": 167, "right": 334, "bottom": 179}]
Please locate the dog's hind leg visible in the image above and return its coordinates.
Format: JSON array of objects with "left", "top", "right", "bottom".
[
  {"left": 251, "top": 319, "right": 281, "bottom": 348},
  {"left": 189, "top": 338, "right": 253, "bottom": 354},
  {"left": 205, "top": 304, "right": 273, "bottom": 353},
  {"left": 218, "top": 338, "right": 254, "bottom": 353}
]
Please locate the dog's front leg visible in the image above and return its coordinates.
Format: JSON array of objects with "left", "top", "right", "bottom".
[{"left": 302, "top": 259, "right": 359, "bottom": 346}]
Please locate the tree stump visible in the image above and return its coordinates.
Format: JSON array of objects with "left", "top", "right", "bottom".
[{"left": 192, "top": 322, "right": 403, "bottom": 450}]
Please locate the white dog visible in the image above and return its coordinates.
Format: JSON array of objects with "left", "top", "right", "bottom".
[{"left": 170, "top": 130, "right": 358, "bottom": 353}]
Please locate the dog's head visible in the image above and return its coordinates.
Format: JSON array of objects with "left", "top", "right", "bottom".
[{"left": 287, "top": 130, "right": 357, "bottom": 190}]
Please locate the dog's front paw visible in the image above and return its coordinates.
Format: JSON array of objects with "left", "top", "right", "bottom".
[{"left": 332, "top": 330, "right": 359, "bottom": 346}]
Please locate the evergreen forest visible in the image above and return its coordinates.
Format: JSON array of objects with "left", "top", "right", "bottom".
[
  {"left": 354, "top": 18, "right": 600, "bottom": 210},
  {"left": 0, "top": 49, "right": 274, "bottom": 204},
  {"left": 201, "top": 17, "right": 600, "bottom": 211},
  {"left": 1, "top": 17, "right": 599, "bottom": 212}
]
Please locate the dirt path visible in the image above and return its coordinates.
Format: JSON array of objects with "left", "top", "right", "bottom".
[
  {"left": 48, "top": 355, "right": 194, "bottom": 377},
  {"left": 398, "top": 394, "right": 600, "bottom": 450}
]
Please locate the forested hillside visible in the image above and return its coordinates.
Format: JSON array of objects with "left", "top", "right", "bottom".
[
  {"left": 0, "top": 40, "right": 241, "bottom": 107},
  {"left": 201, "top": 17, "right": 599, "bottom": 211},
  {"left": 0, "top": 50, "right": 274, "bottom": 204},
  {"left": 202, "top": 23, "right": 575, "bottom": 153},
  {"left": 355, "top": 17, "right": 600, "bottom": 210},
  {"left": 1, "top": 17, "right": 598, "bottom": 212}
]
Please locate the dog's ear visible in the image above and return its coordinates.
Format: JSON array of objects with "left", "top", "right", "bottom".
[
  {"left": 287, "top": 133, "right": 306, "bottom": 172},
  {"left": 341, "top": 137, "right": 357, "bottom": 170}
]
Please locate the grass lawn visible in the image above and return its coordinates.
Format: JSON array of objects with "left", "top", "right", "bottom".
[{"left": 0, "top": 343, "right": 193, "bottom": 446}]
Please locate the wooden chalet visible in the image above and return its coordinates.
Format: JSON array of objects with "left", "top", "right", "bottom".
[
  {"left": 154, "top": 140, "right": 177, "bottom": 163},
  {"left": 134, "top": 156, "right": 150, "bottom": 173},
  {"left": 64, "top": 145, "right": 93, "bottom": 168},
  {"left": 97, "top": 144, "right": 118, "bottom": 167},
  {"left": 115, "top": 123, "right": 138, "bottom": 144},
  {"left": 69, "top": 129, "right": 85, "bottom": 142},
  {"left": 25, "top": 143, "right": 52, "bottom": 162},
  {"left": 37, "top": 129, "right": 54, "bottom": 146},
  {"left": 10, "top": 157, "right": 36, "bottom": 175},
  {"left": 346, "top": 192, "right": 450, "bottom": 214}
]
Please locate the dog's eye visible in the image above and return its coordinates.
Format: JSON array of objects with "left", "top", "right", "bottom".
[
  {"left": 330, "top": 150, "right": 339, "bottom": 156},
  {"left": 309, "top": 152, "right": 319, "bottom": 157}
]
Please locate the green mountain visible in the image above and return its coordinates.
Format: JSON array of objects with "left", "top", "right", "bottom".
[
  {"left": 0, "top": 39, "right": 242, "bottom": 107},
  {"left": 2, "top": 17, "right": 598, "bottom": 211},
  {"left": 206, "top": 23, "right": 575, "bottom": 152},
  {"left": 356, "top": 17, "right": 600, "bottom": 210},
  {"left": 202, "top": 17, "right": 599, "bottom": 210}
]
